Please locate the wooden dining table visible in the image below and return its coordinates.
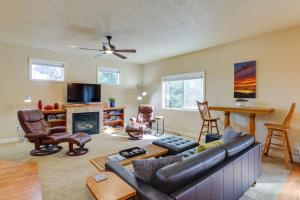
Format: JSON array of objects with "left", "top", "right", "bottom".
[{"left": 209, "top": 106, "right": 275, "bottom": 137}]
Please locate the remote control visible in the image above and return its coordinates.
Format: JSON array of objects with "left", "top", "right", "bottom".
[{"left": 93, "top": 174, "right": 108, "bottom": 182}]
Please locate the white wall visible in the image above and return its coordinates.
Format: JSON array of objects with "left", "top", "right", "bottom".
[
  {"left": 142, "top": 26, "right": 300, "bottom": 156},
  {"left": 0, "top": 42, "right": 142, "bottom": 140}
]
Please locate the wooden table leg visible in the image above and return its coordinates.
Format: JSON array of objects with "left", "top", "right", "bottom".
[
  {"left": 224, "top": 111, "right": 231, "bottom": 129},
  {"left": 248, "top": 113, "right": 256, "bottom": 137}
]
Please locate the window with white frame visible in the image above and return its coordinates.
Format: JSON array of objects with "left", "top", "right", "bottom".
[
  {"left": 97, "top": 67, "right": 120, "bottom": 85},
  {"left": 29, "top": 58, "right": 65, "bottom": 82},
  {"left": 162, "top": 71, "right": 205, "bottom": 110}
]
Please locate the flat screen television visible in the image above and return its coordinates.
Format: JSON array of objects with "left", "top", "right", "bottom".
[{"left": 67, "top": 83, "right": 101, "bottom": 103}]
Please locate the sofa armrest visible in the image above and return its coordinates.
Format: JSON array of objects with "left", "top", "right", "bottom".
[
  {"left": 49, "top": 126, "right": 66, "bottom": 134},
  {"left": 105, "top": 161, "right": 173, "bottom": 200}
]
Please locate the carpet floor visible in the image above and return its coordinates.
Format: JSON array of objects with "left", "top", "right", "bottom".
[{"left": 0, "top": 131, "right": 298, "bottom": 200}]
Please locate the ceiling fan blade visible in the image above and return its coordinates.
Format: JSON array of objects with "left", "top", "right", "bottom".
[
  {"left": 79, "top": 47, "right": 102, "bottom": 51},
  {"left": 95, "top": 52, "right": 105, "bottom": 58},
  {"left": 113, "top": 52, "right": 127, "bottom": 59},
  {"left": 114, "top": 49, "right": 136, "bottom": 53}
]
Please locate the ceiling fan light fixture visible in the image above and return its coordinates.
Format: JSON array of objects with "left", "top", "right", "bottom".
[{"left": 79, "top": 36, "right": 136, "bottom": 59}]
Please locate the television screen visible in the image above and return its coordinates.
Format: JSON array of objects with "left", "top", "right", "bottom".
[{"left": 67, "top": 83, "right": 101, "bottom": 103}]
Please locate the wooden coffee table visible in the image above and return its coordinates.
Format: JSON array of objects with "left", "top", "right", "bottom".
[
  {"left": 86, "top": 171, "right": 136, "bottom": 200},
  {"left": 90, "top": 144, "right": 168, "bottom": 171}
]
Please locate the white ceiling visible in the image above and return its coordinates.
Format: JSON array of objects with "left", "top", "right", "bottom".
[{"left": 1, "top": 0, "right": 300, "bottom": 64}]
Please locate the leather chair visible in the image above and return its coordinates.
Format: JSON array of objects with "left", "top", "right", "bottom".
[
  {"left": 126, "top": 105, "right": 155, "bottom": 139},
  {"left": 18, "top": 109, "right": 72, "bottom": 156}
]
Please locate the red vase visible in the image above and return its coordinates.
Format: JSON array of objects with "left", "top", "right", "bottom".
[
  {"left": 38, "top": 100, "right": 43, "bottom": 110},
  {"left": 54, "top": 103, "right": 59, "bottom": 109}
]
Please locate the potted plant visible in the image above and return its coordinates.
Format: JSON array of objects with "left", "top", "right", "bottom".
[{"left": 108, "top": 97, "right": 116, "bottom": 107}]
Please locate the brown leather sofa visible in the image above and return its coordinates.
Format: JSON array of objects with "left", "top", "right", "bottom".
[
  {"left": 18, "top": 109, "right": 92, "bottom": 156},
  {"left": 126, "top": 105, "right": 155, "bottom": 139}
]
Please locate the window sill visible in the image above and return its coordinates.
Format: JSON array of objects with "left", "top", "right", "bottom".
[
  {"left": 99, "top": 83, "right": 119, "bottom": 85},
  {"left": 162, "top": 108, "right": 198, "bottom": 112},
  {"left": 29, "top": 79, "right": 66, "bottom": 83}
]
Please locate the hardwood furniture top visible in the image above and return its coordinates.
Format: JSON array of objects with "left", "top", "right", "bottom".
[
  {"left": 0, "top": 160, "right": 42, "bottom": 200},
  {"left": 155, "top": 116, "right": 164, "bottom": 119},
  {"left": 86, "top": 171, "right": 136, "bottom": 200},
  {"left": 42, "top": 105, "right": 125, "bottom": 111},
  {"left": 209, "top": 106, "right": 275, "bottom": 115},
  {"left": 64, "top": 103, "right": 106, "bottom": 108},
  {"left": 90, "top": 144, "right": 168, "bottom": 171},
  {"left": 42, "top": 109, "right": 66, "bottom": 114},
  {"left": 103, "top": 106, "right": 126, "bottom": 111}
]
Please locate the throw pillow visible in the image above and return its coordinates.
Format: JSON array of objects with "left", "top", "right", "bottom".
[
  {"left": 196, "top": 139, "right": 224, "bottom": 153},
  {"left": 132, "top": 155, "right": 182, "bottom": 183},
  {"left": 221, "top": 126, "right": 242, "bottom": 143}
]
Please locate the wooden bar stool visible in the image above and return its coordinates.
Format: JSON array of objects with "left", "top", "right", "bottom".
[
  {"left": 263, "top": 103, "right": 295, "bottom": 169},
  {"left": 197, "top": 101, "right": 220, "bottom": 143}
]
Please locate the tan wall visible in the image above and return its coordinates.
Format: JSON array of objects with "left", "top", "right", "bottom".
[
  {"left": 142, "top": 26, "right": 300, "bottom": 156},
  {"left": 0, "top": 42, "right": 141, "bottom": 140}
]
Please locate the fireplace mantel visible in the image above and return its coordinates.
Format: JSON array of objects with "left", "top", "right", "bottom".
[
  {"left": 64, "top": 103, "right": 105, "bottom": 134},
  {"left": 64, "top": 103, "right": 106, "bottom": 108}
]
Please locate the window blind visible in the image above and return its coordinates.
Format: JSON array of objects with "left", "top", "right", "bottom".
[
  {"left": 162, "top": 71, "right": 205, "bottom": 81},
  {"left": 31, "top": 58, "right": 65, "bottom": 68}
]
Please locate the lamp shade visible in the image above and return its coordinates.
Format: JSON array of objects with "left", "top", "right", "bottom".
[{"left": 24, "top": 94, "right": 32, "bottom": 103}]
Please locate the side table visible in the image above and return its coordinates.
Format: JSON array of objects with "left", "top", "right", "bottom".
[
  {"left": 155, "top": 116, "right": 164, "bottom": 135},
  {"left": 86, "top": 171, "right": 136, "bottom": 200}
]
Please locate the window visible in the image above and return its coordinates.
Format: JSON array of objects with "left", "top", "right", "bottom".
[
  {"left": 29, "top": 58, "right": 65, "bottom": 82},
  {"left": 162, "top": 71, "right": 205, "bottom": 110},
  {"left": 97, "top": 67, "right": 120, "bottom": 85}
]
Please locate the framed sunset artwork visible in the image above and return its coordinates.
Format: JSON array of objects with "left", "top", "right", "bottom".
[{"left": 234, "top": 61, "right": 256, "bottom": 98}]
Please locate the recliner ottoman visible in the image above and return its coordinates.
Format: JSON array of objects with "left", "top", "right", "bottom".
[{"left": 152, "top": 136, "right": 198, "bottom": 155}]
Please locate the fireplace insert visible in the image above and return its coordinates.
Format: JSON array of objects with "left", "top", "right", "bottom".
[{"left": 72, "top": 112, "right": 99, "bottom": 135}]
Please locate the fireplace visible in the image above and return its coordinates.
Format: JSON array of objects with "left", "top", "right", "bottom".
[{"left": 72, "top": 112, "right": 100, "bottom": 135}]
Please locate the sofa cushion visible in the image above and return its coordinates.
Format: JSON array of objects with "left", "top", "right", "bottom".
[
  {"left": 178, "top": 147, "right": 197, "bottom": 159},
  {"left": 151, "top": 147, "right": 226, "bottom": 194},
  {"left": 132, "top": 155, "right": 182, "bottom": 183},
  {"left": 221, "top": 134, "right": 255, "bottom": 158},
  {"left": 196, "top": 139, "right": 224, "bottom": 153},
  {"left": 221, "top": 126, "right": 243, "bottom": 143},
  {"left": 152, "top": 136, "right": 198, "bottom": 155}
]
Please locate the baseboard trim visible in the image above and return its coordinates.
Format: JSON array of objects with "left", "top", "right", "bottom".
[
  {"left": 162, "top": 127, "right": 197, "bottom": 140},
  {"left": 0, "top": 137, "right": 19, "bottom": 144}
]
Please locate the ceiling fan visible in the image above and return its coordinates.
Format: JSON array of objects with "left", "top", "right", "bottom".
[{"left": 79, "top": 36, "right": 136, "bottom": 59}]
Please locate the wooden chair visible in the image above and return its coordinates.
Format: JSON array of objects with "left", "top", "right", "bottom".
[
  {"left": 197, "top": 101, "right": 220, "bottom": 143},
  {"left": 263, "top": 103, "right": 296, "bottom": 169}
]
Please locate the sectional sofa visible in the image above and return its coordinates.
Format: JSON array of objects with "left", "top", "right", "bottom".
[{"left": 106, "top": 134, "right": 261, "bottom": 200}]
